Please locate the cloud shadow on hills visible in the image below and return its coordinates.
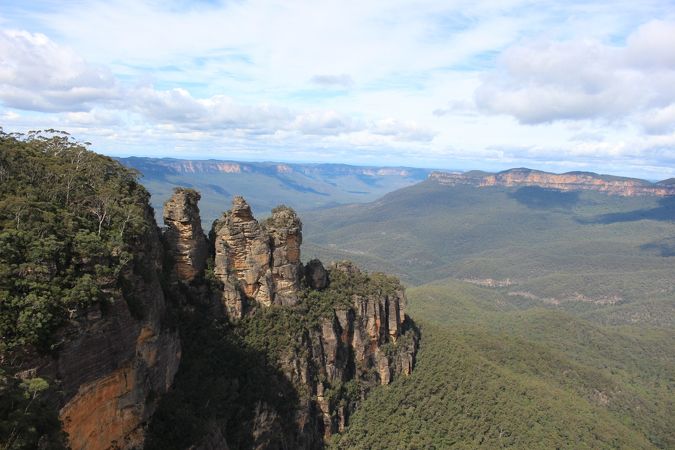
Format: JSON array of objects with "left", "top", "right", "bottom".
[
  {"left": 580, "top": 197, "right": 675, "bottom": 225},
  {"left": 509, "top": 186, "right": 580, "bottom": 209}
]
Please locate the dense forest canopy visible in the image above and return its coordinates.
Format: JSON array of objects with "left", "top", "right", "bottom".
[{"left": 0, "top": 129, "right": 152, "bottom": 354}]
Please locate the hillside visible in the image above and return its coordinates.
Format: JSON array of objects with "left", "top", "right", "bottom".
[
  {"left": 118, "top": 157, "right": 431, "bottom": 224},
  {"left": 302, "top": 178, "right": 675, "bottom": 325},
  {"left": 0, "top": 132, "right": 418, "bottom": 449},
  {"left": 301, "top": 176, "right": 674, "bottom": 448},
  {"left": 429, "top": 168, "right": 675, "bottom": 196},
  {"left": 332, "top": 279, "right": 675, "bottom": 448}
]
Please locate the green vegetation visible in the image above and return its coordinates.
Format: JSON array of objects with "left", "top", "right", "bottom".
[
  {"left": 0, "top": 129, "right": 155, "bottom": 450},
  {"left": 332, "top": 279, "right": 674, "bottom": 448},
  {"left": 0, "top": 129, "right": 152, "bottom": 353},
  {"left": 310, "top": 181, "right": 675, "bottom": 449},
  {"left": 331, "top": 324, "right": 664, "bottom": 449},
  {"left": 0, "top": 369, "right": 66, "bottom": 450},
  {"left": 147, "top": 266, "right": 404, "bottom": 448},
  {"left": 304, "top": 181, "right": 675, "bottom": 326}
]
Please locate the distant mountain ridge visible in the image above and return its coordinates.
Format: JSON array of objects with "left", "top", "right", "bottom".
[
  {"left": 430, "top": 168, "right": 675, "bottom": 197},
  {"left": 120, "top": 156, "right": 429, "bottom": 178},
  {"left": 118, "top": 157, "right": 433, "bottom": 224}
]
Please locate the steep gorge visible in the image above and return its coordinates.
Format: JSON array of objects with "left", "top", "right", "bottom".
[{"left": 0, "top": 133, "right": 417, "bottom": 450}]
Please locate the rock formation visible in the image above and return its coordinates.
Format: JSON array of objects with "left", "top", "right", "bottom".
[
  {"left": 429, "top": 168, "right": 675, "bottom": 197},
  {"left": 6, "top": 180, "right": 415, "bottom": 450},
  {"left": 178, "top": 194, "right": 417, "bottom": 448},
  {"left": 211, "top": 198, "right": 304, "bottom": 318},
  {"left": 304, "top": 259, "right": 328, "bottom": 290},
  {"left": 264, "top": 206, "right": 303, "bottom": 306},
  {"left": 163, "top": 188, "right": 208, "bottom": 283},
  {"left": 277, "top": 261, "right": 418, "bottom": 442},
  {"left": 212, "top": 196, "right": 273, "bottom": 317}
]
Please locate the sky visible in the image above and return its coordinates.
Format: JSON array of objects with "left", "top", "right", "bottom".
[{"left": 1, "top": 0, "right": 675, "bottom": 179}]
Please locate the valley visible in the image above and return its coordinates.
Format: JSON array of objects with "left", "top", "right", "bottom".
[
  {"left": 1, "top": 136, "right": 673, "bottom": 449},
  {"left": 118, "top": 157, "right": 431, "bottom": 225}
]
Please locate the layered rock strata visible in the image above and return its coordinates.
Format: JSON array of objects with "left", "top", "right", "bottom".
[
  {"left": 19, "top": 204, "right": 181, "bottom": 450},
  {"left": 163, "top": 188, "right": 208, "bottom": 283},
  {"left": 13, "top": 186, "right": 415, "bottom": 450},
  {"left": 276, "top": 261, "right": 418, "bottom": 443},
  {"left": 169, "top": 193, "right": 418, "bottom": 448},
  {"left": 430, "top": 168, "right": 675, "bottom": 197},
  {"left": 211, "top": 198, "right": 303, "bottom": 318},
  {"left": 265, "top": 206, "right": 303, "bottom": 306}
]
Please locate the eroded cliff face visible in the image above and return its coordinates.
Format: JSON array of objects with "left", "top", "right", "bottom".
[
  {"left": 249, "top": 261, "right": 418, "bottom": 448},
  {"left": 163, "top": 188, "right": 208, "bottom": 283},
  {"left": 211, "top": 198, "right": 304, "bottom": 318},
  {"left": 18, "top": 204, "right": 181, "bottom": 450},
  {"left": 291, "top": 262, "right": 417, "bottom": 440},
  {"left": 11, "top": 187, "right": 414, "bottom": 450},
  {"left": 158, "top": 193, "right": 418, "bottom": 449},
  {"left": 430, "top": 168, "right": 675, "bottom": 197}
]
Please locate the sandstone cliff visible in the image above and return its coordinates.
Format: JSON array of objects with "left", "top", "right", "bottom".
[
  {"left": 5, "top": 181, "right": 415, "bottom": 450},
  {"left": 153, "top": 192, "right": 418, "bottom": 450},
  {"left": 429, "top": 168, "right": 675, "bottom": 197},
  {"left": 211, "top": 198, "right": 303, "bottom": 318},
  {"left": 163, "top": 188, "right": 208, "bottom": 283},
  {"left": 13, "top": 203, "right": 181, "bottom": 450}
]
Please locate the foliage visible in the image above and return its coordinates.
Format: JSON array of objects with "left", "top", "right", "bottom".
[
  {"left": 301, "top": 181, "right": 674, "bottom": 448},
  {"left": 303, "top": 181, "right": 675, "bottom": 326},
  {"left": 331, "top": 279, "right": 675, "bottom": 449},
  {"left": 146, "top": 264, "right": 406, "bottom": 448},
  {"left": 0, "top": 129, "right": 153, "bottom": 353},
  {"left": 0, "top": 368, "right": 67, "bottom": 450},
  {"left": 331, "top": 324, "right": 669, "bottom": 449}
]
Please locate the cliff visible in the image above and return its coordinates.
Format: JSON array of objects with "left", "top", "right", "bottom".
[
  {"left": 151, "top": 193, "right": 418, "bottom": 449},
  {"left": 53, "top": 211, "right": 181, "bottom": 450},
  {"left": 1, "top": 131, "right": 416, "bottom": 450},
  {"left": 118, "top": 157, "right": 429, "bottom": 179},
  {"left": 163, "top": 188, "right": 208, "bottom": 283},
  {"left": 429, "top": 168, "right": 675, "bottom": 197},
  {"left": 0, "top": 132, "right": 181, "bottom": 450}
]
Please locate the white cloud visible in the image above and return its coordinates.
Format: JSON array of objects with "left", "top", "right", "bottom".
[
  {"left": 475, "top": 20, "right": 675, "bottom": 129},
  {"left": 0, "top": 29, "right": 117, "bottom": 111},
  {"left": 1, "top": 1, "right": 675, "bottom": 179},
  {"left": 310, "top": 74, "right": 354, "bottom": 88},
  {"left": 640, "top": 104, "right": 675, "bottom": 135}
]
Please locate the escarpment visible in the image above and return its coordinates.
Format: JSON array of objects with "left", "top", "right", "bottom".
[
  {"left": 54, "top": 212, "right": 181, "bottom": 450},
  {"left": 2, "top": 134, "right": 416, "bottom": 450},
  {"left": 0, "top": 133, "right": 181, "bottom": 450},
  {"left": 430, "top": 168, "right": 675, "bottom": 197},
  {"left": 151, "top": 192, "right": 419, "bottom": 449}
]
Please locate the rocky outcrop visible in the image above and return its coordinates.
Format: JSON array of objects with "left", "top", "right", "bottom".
[
  {"left": 305, "top": 259, "right": 328, "bottom": 290},
  {"left": 212, "top": 197, "right": 273, "bottom": 317},
  {"left": 12, "top": 183, "right": 414, "bottom": 450},
  {"left": 163, "top": 188, "right": 208, "bottom": 283},
  {"left": 265, "top": 206, "right": 303, "bottom": 306},
  {"left": 430, "top": 168, "right": 675, "bottom": 197},
  {"left": 18, "top": 204, "right": 181, "bottom": 450},
  {"left": 211, "top": 198, "right": 304, "bottom": 318},
  {"left": 277, "top": 261, "right": 418, "bottom": 443}
]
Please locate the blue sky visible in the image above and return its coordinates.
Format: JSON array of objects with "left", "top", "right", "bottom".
[{"left": 1, "top": 0, "right": 675, "bottom": 179}]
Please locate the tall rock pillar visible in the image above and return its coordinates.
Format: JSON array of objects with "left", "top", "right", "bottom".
[{"left": 163, "top": 188, "right": 208, "bottom": 283}]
